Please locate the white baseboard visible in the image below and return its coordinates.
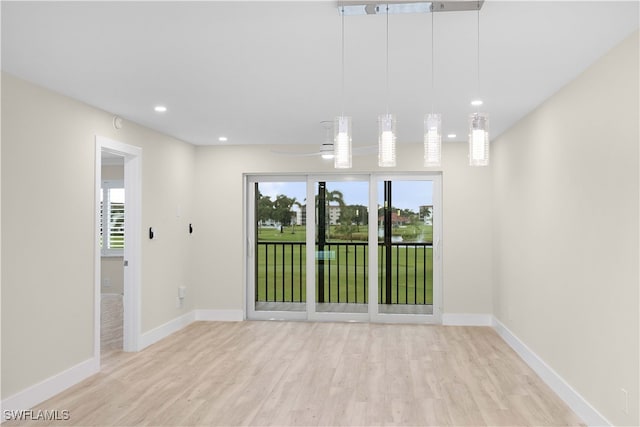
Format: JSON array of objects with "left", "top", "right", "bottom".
[
  {"left": 442, "top": 313, "right": 493, "bottom": 326},
  {"left": 139, "top": 311, "right": 196, "bottom": 350},
  {"left": 1, "top": 357, "right": 99, "bottom": 423},
  {"left": 195, "top": 309, "right": 244, "bottom": 322},
  {"left": 493, "top": 317, "right": 611, "bottom": 427}
]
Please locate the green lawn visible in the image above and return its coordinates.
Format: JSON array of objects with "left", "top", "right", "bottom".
[
  {"left": 258, "top": 226, "right": 306, "bottom": 242},
  {"left": 255, "top": 237, "right": 433, "bottom": 305}
]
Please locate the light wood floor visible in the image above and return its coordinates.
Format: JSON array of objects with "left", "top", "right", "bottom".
[
  {"left": 9, "top": 321, "right": 584, "bottom": 426},
  {"left": 100, "top": 294, "right": 123, "bottom": 353}
]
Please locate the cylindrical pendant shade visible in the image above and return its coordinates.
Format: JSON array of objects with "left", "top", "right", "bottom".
[
  {"left": 378, "top": 113, "right": 396, "bottom": 167},
  {"left": 424, "top": 113, "right": 442, "bottom": 167},
  {"left": 334, "top": 115, "right": 352, "bottom": 169},
  {"left": 469, "top": 112, "right": 489, "bottom": 166}
]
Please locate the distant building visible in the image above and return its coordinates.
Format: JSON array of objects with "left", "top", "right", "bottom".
[
  {"left": 328, "top": 204, "right": 340, "bottom": 225},
  {"left": 292, "top": 204, "right": 307, "bottom": 226},
  {"left": 378, "top": 211, "right": 410, "bottom": 227}
]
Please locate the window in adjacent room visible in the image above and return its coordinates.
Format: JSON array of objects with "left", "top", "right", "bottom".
[{"left": 101, "top": 180, "right": 124, "bottom": 256}]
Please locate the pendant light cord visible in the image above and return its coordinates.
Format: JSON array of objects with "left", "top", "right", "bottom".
[
  {"left": 431, "top": 10, "right": 435, "bottom": 114},
  {"left": 386, "top": 3, "right": 390, "bottom": 114},
  {"left": 476, "top": 1, "right": 481, "bottom": 109},
  {"left": 341, "top": 3, "right": 345, "bottom": 116}
]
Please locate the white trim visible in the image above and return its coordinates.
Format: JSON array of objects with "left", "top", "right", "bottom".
[
  {"left": 248, "top": 310, "right": 307, "bottom": 322},
  {"left": 305, "top": 175, "right": 316, "bottom": 317},
  {"left": 242, "top": 175, "right": 249, "bottom": 320},
  {"left": 372, "top": 313, "right": 440, "bottom": 324},
  {"left": 195, "top": 309, "right": 244, "bottom": 322},
  {"left": 244, "top": 176, "right": 256, "bottom": 321},
  {"left": 368, "top": 175, "right": 378, "bottom": 319},
  {"left": 122, "top": 145, "right": 142, "bottom": 352},
  {"left": 95, "top": 136, "right": 142, "bottom": 355},
  {"left": 139, "top": 311, "right": 196, "bottom": 350},
  {"left": 94, "top": 144, "right": 102, "bottom": 364},
  {"left": 442, "top": 313, "right": 494, "bottom": 326},
  {"left": 493, "top": 317, "right": 610, "bottom": 427},
  {"left": 1, "top": 358, "right": 98, "bottom": 421}
]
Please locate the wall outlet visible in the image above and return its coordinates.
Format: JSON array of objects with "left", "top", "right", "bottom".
[
  {"left": 102, "top": 277, "right": 111, "bottom": 287},
  {"left": 176, "top": 297, "right": 182, "bottom": 309},
  {"left": 621, "top": 388, "right": 628, "bottom": 414}
]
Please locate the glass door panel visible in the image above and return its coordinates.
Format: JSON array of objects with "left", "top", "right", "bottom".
[
  {"left": 254, "top": 181, "right": 307, "bottom": 313},
  {"left": 315, "top": 180, "right": 369, "bottom": 314},
  {"left": 377, "top": 180, "right": 434, "bottom": 315}
]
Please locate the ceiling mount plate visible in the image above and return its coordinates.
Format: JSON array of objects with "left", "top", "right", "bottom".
[{"left": 339, "top": 1, "right": 484, "bottom": 15}]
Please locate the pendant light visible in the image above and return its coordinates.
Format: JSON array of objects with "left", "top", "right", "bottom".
[
  {"left": 424, "top": 9, "right": 442, "bottom": 167},
  {"left": 334, "top": 3, "right": 352, "bottom": 169},
  {"left": 469, "top": 1, "right": 489, "bottom": 166},
  {"left": 378, "top": 4, "right": 396, "bottom": 167}
]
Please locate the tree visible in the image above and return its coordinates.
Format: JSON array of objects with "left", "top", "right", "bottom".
[
  {"left": 291, "top": 200, "right": 304, "bottom": 233},
  {"left": 326, "top": 189, "right": 345, "bottom": 207},
  {"left": 420, "top": 205, "right": 432, "bottom": 220},
  {"left": 337, "top": 205, "right": 357, "bottom": 241},
  {"left": 315, "top": 188, "right": 346, "bottom": 239},
  {"left": 351, "top": 204, "right": 368, "bottom": 230},
  {"left": 256, "top": 190, "right": 273, "bottom": 226},
  {"left": 272, "top": 194, "right": 296, "bottom": 232}
]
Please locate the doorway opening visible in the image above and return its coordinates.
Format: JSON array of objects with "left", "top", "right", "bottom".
[
  {"left": 100, "top": 154, "right": 125, "bottom": 355},
  {"left": 95, "top": 136, "right": 142, "bottom": 364}
]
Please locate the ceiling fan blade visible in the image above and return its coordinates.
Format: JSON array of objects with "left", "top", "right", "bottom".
[
  {"left": 271, "top": 145, "right": 376, "bottom": 158},
  {"left": 270, "top": 149, "right": 322, "bottom": 157}
]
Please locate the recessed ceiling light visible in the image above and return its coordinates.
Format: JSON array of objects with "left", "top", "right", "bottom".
[
  {"left": 154, "top": 105, "right": 167, "bottom": 113},
  {"left": 470, "top": 99, "right": 483, "bottom": 107},
  {"left": 218, "top": 136, "right": 228, "bottom": 142},
  {"left": 447, "top": 134, "right": 457, "bottom": 138}
]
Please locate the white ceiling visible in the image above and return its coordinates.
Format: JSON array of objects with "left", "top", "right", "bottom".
[{"left": 2, "top": 1, "right": 638, "bottom": 147}]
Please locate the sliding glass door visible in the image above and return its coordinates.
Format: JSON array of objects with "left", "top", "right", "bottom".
[
  {"left": 246, "top": 174, "right": 441, "bottom": 323},
  {"left": 247, "top": 177, "right": 308, "bottom": 320},
  {"left": 375, "top": 179, "right": 437, "bottom": 319},
  {"left": 310, "top": 178, "right": 369, "bottom": 320}
]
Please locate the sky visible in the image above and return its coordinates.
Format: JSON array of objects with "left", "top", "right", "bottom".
[{"left": 258, "top": 180, "right": 433, "bottom": 212}]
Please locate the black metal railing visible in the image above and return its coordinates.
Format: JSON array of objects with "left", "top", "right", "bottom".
[
  {"left": 256, "top": 241, "right": 432, "bottom": 305},
  {"left": 316, "top": 242, "right": 369, "bottom": 304},
  {"left": 256, "top": 242, "right": 306, "bottom": 303},
  {"left": 378, "top": 243, "right": 433, "bottom": 305}
]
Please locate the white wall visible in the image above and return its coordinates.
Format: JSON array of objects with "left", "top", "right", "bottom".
[
  {"left": 1, "top": 73, "right": 196, "bottom": 399},
  {"left": 191, "top": 140, "right": 493, "bottom": 316},
  {"left": 101, "top": 257, "right": 124, "bottom": 295},
  {"left": 101, "top": 164, "right": 123, "bottom": 181},
  {"left": 492, "top": 32, "right": 639, "bottom": 426}
]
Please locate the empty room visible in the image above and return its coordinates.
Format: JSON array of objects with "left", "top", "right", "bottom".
[{"left": 1, "top": 1, "right": 638, "bottom": 426}]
